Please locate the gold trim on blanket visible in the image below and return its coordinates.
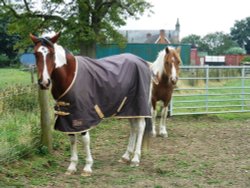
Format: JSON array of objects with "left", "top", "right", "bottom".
[
  {"left": 117, "top": 97, "right": 127, "bottom": 112},
  {"left": 57, "top": 57, "right": 79, "bottom": 100},
  {"left": 94, "top": 105, "right": 104, "bottom": 118},
  {"left": 114, "top": 116, "right": 152, "bottom": 118},
  {"left": 60, "top": 126, "right": 96, "bottom": 134}
]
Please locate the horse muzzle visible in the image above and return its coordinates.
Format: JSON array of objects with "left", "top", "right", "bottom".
[
  {"left": 38, "top": 79, "right": 51, "bottom": 89},
  {"left": 171, "top": 77, "right": 178, "bottom": 85}
]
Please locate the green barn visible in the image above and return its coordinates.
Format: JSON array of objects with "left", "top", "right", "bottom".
[{"left": 96, "top": 43, "right": 191, "bottom": 65}]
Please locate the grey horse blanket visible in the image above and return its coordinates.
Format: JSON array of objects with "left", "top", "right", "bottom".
[{"left": 54, "top": 53, "right": 151, "bottom": 133}]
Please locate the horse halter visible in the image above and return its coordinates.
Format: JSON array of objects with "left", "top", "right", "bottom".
[{"left": 35, "top": 36, "right": 55, "bottom": 48}]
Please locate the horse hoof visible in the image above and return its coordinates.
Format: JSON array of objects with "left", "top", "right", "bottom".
[
  {"left": 151, "top": 132, "right": 157, "bottom": 137},
  {"left": 118, "top": 158, "right": 130, "bottom": 164},
  {"left": 130, "top": 161, "right": 140, "bottom": 167},
  {"left": 159, "top": 133, "right": 168, "bottom": 138},
  {"left": 65, "top": 170, "right": 76, "bottom": 175},
  {"left": 81, "top": 171, "right": 92, "bottom": 177}
]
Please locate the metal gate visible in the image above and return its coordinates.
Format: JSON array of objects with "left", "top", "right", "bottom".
[{"left": 170, "top": 65, "right": 250, "bottom": 115}]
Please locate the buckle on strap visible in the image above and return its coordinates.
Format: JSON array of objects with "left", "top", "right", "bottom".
[
  {"left": 55, "top": 101, "right": 70, "bottom": 116},
  {"left": 56, "top": 101, "right": 70, "bottom": 106},
  {"left": 55, "top": 110, "right": 70, "bottom": 116}
]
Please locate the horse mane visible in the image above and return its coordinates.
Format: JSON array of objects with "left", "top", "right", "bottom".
[{"left": 151, "top": 49, "right": 166, "bottom": 78}]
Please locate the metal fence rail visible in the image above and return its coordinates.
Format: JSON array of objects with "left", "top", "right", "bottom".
[{"left": 170, "top": 65, "right": 250, "bottom": 115}]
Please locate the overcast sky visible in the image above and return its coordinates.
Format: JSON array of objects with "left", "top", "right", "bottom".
[{"left": 120, "top": 0, "right": 250, "bottom": 39}]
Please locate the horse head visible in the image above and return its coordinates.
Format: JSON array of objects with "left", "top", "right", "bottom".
[
  {"left": 30, "top": 32, "right": 66, "bottom": 89},
  {"left": 163, "top": 46, "right": 181, "bottom": 85}
]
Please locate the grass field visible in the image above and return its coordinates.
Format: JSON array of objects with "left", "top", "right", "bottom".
[{"left": 0, "top": 68, "right": 34, "bottom": 89}]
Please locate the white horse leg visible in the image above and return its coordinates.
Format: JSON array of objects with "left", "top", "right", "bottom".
[
  {"left": 81, "top": 131, "right": 93, "bottom": 176},
  {"left": 131, "top": 118, "right": 146, "bottom": 167},
  {"left": 151, "top": 107, "right": 157, "bottom": 137},
  {"left": 66, "top": 134, "right": 78, "bottom": 175},
  {"left": 120, "top": 120, "right": 137, "bottom": 163},
  {"left": 159, "top": 106, "right": 168, "bottom": 137}
]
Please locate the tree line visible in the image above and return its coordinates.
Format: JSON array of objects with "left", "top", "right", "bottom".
[{"left": 181, "top": 17, "right": 250, "bottom": 56}]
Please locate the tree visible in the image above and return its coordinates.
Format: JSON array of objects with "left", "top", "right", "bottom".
[
  {"left": 182, "top": 32, "right": 238, "bottom": 55},
  {"left": 0, "top": 16, "right": 19, "bottom": 66},
  {"left": 0, "top": 0, "right": 152, "bottom": 57},
  {"left": 181, "top": 34, "right": 202, "bottom": 48},
  {"left": 201, "top": 32, "right": 238, "bottom": 55},
  {"left": 230, "top": 17, "right": 250, "bottom": 54}
]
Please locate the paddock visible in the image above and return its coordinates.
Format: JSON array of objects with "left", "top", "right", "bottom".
[
  {"left": 0, "top": 64, "right": 250, "bottom": 187},
  {"left": 0, "top": 115, "right": 249, "bottom": 187}
]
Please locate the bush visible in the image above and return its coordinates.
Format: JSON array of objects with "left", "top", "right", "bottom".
[
  {"left": 241, "top": 56, "right": 250, "bottom": 63},
  {"left": 225, "top": 47, "right": 246, "bottom": 55}
]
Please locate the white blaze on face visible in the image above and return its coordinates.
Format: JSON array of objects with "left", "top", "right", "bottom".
[
  {"left": 171, "top": 57, "right": 177, "bottom": 82},
  {"left": 38, "top": 46, "right": 50, "bottom": 86}
]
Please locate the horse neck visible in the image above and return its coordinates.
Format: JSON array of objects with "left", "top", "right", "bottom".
[
  {"left": 159, "top": 73, "right": 173, "bottom": 88},
  {"left": 51, "top": 53, "right": 76, "bottom": 100}
]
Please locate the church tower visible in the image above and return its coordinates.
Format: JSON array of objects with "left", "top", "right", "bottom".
[{"left": 175, "top": 18, "right": 180, "bottom": 43}]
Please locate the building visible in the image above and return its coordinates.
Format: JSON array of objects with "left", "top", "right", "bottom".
[{"left": 119, "top": 18, "right": 180, "bottom": 44}]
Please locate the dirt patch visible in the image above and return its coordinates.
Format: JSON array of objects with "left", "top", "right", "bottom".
[{"left": 1, "top": 115, "right": 250, "bottom": 188}]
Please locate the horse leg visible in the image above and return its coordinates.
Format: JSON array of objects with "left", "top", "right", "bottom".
[
  {"left": 119, "top": 120, "right": 137, "bottom": 164},
  {"left": 65, "top": 134, "right": 78, "bottom": 175},
  {"left": 130, "top": 118, "right": 146, "bottom": 167},
  {"left": 151, "top": 106, "right": 157, "bottom": 137},
  {"left": 159, "top": 106, "right": 168, "bottom": 137},
  {"left": 80, "top": 131, "right": 93, "bottom": 177}
]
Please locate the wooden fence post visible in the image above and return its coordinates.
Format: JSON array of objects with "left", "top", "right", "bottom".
[{"left": 38, "top": 89, "right": 53, "bottom": 153}]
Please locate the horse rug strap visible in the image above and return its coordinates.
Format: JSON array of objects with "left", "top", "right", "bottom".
[{"left": 54, "top": 53, "right": 151, "bottom": 133}]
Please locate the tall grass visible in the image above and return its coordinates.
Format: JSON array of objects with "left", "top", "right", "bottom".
[
  {"left": 0, "top": 85, "right": 41, "bottom": 163},
  {"left": 0, "top": 68, "right": 40, "bottom": 163}
]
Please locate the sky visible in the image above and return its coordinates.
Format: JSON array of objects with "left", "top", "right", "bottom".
[{"left": 120, "top": 0, "right": 250, "bottom": 39}]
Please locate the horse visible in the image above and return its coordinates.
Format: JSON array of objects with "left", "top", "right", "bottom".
[
  {"left": 150, "top": 46, "right": 181, "bottom": 137},
  {"left": 30, "top": 32, "right": 152, "bottom": 176}
]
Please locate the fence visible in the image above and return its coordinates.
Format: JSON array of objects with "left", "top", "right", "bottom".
[{"left": 170, "top": 65, "right": 250, "bottom": 116}]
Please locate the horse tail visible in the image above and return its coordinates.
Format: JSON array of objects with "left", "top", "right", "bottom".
[{"left": 142, "top": 117, "right": 152, "bottom": 150}]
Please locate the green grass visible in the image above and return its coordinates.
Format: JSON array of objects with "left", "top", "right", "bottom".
[{"left": 0, "top": 68, "right": 34, "bottom": 89}]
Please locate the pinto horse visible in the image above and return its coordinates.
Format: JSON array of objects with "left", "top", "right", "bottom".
[
  {"left": 30, "top": 32, "right": 152, "bottom": 176},
  {"left": 150, "top": 47, "right": 181, "bottom": 137}
]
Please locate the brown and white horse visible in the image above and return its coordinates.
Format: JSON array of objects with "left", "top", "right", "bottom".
[
  {"left": 30, "top": 32, "right": 152, "bottom": 176},
  {"left": 150, "top": 47, "right": 181, "bottom": 137}
]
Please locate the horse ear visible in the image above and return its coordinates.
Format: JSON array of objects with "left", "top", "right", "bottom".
[
  {"left": 165, "top": 47, "right": 170, "bottom": 54},
  {"left": 50, "top": 32, "right": 61, "bottom": 43},
  {"left": 30, "top": 33, "right": 40, "bottom": 44}
]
